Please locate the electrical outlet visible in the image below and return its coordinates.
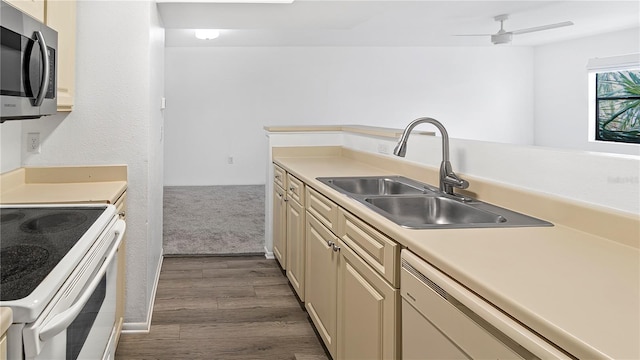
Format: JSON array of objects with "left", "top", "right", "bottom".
[
  {"left": 377, "top": 143, "right": 389, "bottom": 154},
  {"left": 27, "top": 132, "right": 40, "bottom": 153}
]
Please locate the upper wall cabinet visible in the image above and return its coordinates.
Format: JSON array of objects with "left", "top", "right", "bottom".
[
  {"left": 4, "top": 0, "right": 44, "bottom": 22},
  {"left": 46, "top": 0, "right": 76, "bottom": 112}
]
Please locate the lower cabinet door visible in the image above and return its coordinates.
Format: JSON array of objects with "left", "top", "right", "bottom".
[
  {"left": 286, "top": 199, "right": 305, "bottom": 300},
  {"left": 0, "top": 333, "right": 6, "bottom": 360},
  {"left": 337, "top": 239, "right": 400, "bottom": 360},
  {"left": 305, "top": 213, "right": 338, "bottom": 358},
  {"left": 272, "top": 186, "right": 287, "bottom": 269}
]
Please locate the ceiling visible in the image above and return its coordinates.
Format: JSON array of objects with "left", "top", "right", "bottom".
[{"left": 158, "top": 0, "right": 640, "bottom": 47}]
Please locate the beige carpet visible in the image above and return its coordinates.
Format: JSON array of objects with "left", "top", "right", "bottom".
[{"left": 163, "top": 186, "right": 265, "bottom": 255}]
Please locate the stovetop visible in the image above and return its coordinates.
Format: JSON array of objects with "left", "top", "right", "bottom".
[{"left": 0, "top": 206, "right": 106, "bottom": 301}]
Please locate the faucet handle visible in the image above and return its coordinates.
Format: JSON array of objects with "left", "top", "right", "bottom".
[{"left": 444, "top": 173, "right": 469, "bottom": 189}]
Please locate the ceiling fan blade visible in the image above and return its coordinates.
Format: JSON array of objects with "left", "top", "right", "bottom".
[
  {"left": 453, "top": 34, "right": 493, "bottom": 37},
  {"left": 511, "top": 21, "right": 574, "bottom": 35}
]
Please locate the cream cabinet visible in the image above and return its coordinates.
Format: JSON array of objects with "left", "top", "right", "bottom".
[
  {"left": 305, "top": 212, "right": 338, "bottom": 358},
  {"left": 273, "top": 184, "right": 287, "bottom": 269},
  {"left": 286, "top": 173, "right": 304, "bottom": 205},
  {"left": 337, "top": 208, "right": 400, "bottom": 287},
  {"left": 0, "top": 330, "right": 6, "bottom": 360},
  {"left": 336, "top": 209, "right": 401, "bottom": 358},
  {"left": 272, "top": 164, "right": 307, "bottom": 299},
  {"left": 273, "top": 164, "right": 401, "bottom": 360},
  {"left": 306, "top": 186, "right": 339, "bottom": 232},
  {"left": 274, "top": 165, "right": 286, "bottom": 189},
  {"left": 45, "top": 0, "right": 76, "bottom": 112},
  {"left": 285, "top": 174, "right": 306, "bottom": 300},
  {"left": 286, "top": 198, "right": 305, "bottom": 299},
  {"left": 337, "top": 237, "right": 399, "bottom": 359},
  {"left": 0, "top": 307, "right": 9, "bottom": 360},
  {"left": 4, "top": 0, "right": 45, "bottom": 21},
  {"left": 304, "top": 185, "right": 401, "bottom": 360}
]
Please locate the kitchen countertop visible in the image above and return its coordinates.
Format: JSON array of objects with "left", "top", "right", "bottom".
[
  {"left": 273, "top": 148, "right": 640, "bottom": 360},
  {"left": 0, "top": 182, "right": 126, "bottom": 204},
  {"left": 0, "top": 166, "right": 127, "bottom": 204}
]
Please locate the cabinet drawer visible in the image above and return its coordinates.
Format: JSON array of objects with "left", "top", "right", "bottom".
[
  {"left": 337, "top": 208, "right": 400, "bottom": 287},
  {"left": 273, "top": 164, "right": 286, "bottom": 189},
  {"left": 287, "top": 174, "right": 305, "bottom": 205},
  {"left": 306, "top": 187, "right": 338, "bottom": 233}
]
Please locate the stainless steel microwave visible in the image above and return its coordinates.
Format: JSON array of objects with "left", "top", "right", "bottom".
[{"left": 0, "top": 0, "right": 57, "bottom": 122}]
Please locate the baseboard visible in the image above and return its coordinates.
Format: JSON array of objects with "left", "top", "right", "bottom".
[
  {"left": 121, "top": 252, "right": 164, "bottom": 334},
  {"left": 121, "top": 321, "right": 150, "bottom": 333},
  {"left": 264, "top": 246, "right": 274, "bottom": 259}
]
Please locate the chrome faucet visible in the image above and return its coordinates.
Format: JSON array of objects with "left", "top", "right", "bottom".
[{"left": 393, "top": 117, "right": 470, "bottom": 197}]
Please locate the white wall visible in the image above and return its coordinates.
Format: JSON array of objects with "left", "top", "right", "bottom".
[
  {"left": 0, "top": 121, "right": 21, "bottom": 172},
  {"left": 164, "top": 46, "right": 534, "bottom": 186},
  {"left": 146, "top": 1, "right": 165, "bottom": 323},
  {"left": 11, "top": 1, "right": 164, "bottom": 327},
  {"left": 534, "top": 28, "right": 640, "bottom": 155},
  {"left": 341, "top": 132, "right": 640, "bottom": 214}
]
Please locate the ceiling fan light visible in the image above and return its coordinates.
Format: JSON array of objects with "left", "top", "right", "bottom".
[{"left": 491, "top": 33, "right": 512, "bottom": 45}]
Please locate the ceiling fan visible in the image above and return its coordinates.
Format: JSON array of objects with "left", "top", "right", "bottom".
[{"left": 457, "top": 14, "right": 574, "bottom": 45}]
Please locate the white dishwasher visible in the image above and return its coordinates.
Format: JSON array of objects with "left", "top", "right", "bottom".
[{"left": 400, "top": 249, "right": 572, "bottom": 360}]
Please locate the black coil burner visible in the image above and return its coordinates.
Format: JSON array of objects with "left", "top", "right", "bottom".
[
  {"left": 0, "top": 207, "right": 105, "bottom": 301},
  {"left": 0, "top": 211, "right": 25, "bottom": 224},
  {"left": 20, "top": 212, "right": 88, "bottom": 234},
  {"left": 1, "top": 245, "right": 50, "bottom": 284}
]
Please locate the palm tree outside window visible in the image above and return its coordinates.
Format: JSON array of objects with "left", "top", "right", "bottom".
[{"left": 595, "top": 70, "right": 640, "bottom": 144}]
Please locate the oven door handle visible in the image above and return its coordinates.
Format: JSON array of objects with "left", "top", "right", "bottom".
[{"left": 38, "top": 220, "right": 126, "bottom": 342}]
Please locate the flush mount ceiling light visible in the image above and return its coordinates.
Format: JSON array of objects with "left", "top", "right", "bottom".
[{"left": 195, "top": 29, "right": 220, "bottom": 40}]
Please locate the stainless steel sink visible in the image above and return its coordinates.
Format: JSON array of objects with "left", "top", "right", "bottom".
[
  {"left": 364, "top": 196, "right": 506, "bottom": 227},
  {"left": 316, "top": 176, "right": 552, "bottom": 229},
  {"left": 317, "top": 176, "right": 438, "bottom": 196}
]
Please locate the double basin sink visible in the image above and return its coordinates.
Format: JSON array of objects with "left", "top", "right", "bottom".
[{"left": 317, "top": 176, "right": 552, "bottom": 229}]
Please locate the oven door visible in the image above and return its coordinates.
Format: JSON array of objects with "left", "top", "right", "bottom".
[{"left": 22, "top": 219, "right": 125, "bottom": 360}]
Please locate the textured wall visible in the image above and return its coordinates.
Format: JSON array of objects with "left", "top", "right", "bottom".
[
  {"left": 146, "top": 0, "right": 166, "bottom": 323},
  {"left": 0, "top": 121, "right": 21, "bottom": 173},
  {"left": 18, "top": 1, "right": 164, "bottom": 326}
]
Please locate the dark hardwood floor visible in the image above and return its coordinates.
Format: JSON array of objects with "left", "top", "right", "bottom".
[{"left": 115, "top": 256, "right": 328, "bottom": 360}]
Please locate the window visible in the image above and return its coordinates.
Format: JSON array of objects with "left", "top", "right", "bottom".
[
  {"left": 595, "top": 70, "right": 640, "bottom": 143},
  {"left": 588, "top": 54, "right": 640, "bottom": 145}
]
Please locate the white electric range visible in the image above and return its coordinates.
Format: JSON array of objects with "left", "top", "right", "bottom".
[{"left": 0, "top": 204, "right": 125, "bottom": 360}]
